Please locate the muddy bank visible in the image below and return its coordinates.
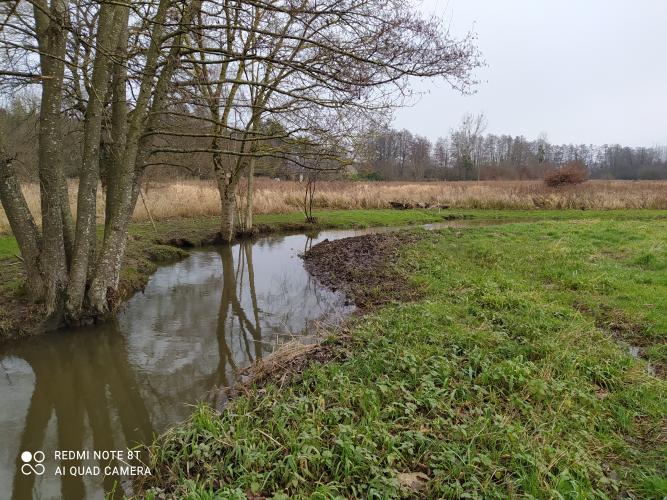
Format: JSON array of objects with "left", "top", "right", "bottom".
[
  {"left": 0, "top": 260, "right": 44, "bottom": 339},
  {"left": 215, "top": 231, "right": 425, "bottom": 402},
  {"left": 303, "top": 231, "right": 424, "bottom": 308}
]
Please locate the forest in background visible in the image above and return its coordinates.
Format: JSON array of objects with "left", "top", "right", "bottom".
[
  {"left": 359, "top": 114, "right": 667, "bottom": 181},
  {"left": 3, "top": 102, "right": 665, "bottom": 183}
]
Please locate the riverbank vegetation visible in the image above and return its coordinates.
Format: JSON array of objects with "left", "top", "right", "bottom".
[
  {"left": 3, "top": 207, "right": 667, "bottom": 339},
  {"left": 0, "top": 209, "right": 451, "bottom": 339},
  {"left": 2, "top": 180, "right": 666, "bottom": 234},
  {"left": 144, "top": 215, "right": 666, "bottom": 498}
]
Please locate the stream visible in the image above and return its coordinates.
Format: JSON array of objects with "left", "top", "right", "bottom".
[{"left": 0, "top": 220, "right": 516, "bottom": 499}]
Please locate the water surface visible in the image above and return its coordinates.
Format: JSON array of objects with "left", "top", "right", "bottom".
[
  {"left": 0, "top": 220, "right": 521, "bottom": 498},
  {"left": 1, "top": 230, "right": 359, "bottom": 498}
]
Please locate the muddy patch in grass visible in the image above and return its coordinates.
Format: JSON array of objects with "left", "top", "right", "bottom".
[
  {"left": 575, "top": 301, "right": 666, "bottom": 377},
  {"left": 303, "top": 231, "right": 424, "bottom": 308}
]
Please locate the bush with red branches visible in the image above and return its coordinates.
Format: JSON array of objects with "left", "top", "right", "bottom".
[{"left": 544, "top": 160, "right": 588, "bottom": 187}]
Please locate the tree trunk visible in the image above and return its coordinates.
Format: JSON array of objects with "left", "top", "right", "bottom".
[
  {"left": 34, "top": 0, "right": 69, "bottom": 322},
  {"left": 66, "top": 2, "right": 119, "bottom": 316},
  {"left": 211, "top": 131, "right": 238, "bottom": 243},
  {"left": 244, "top": 156, "right": 256, "bottom": 231},
  {"left": 88, "top": 0, "right": 170, "bottom": 315},
  {"left": 218, "top": 170, "right": 238, "bottom": 243},
  {"left": 104, "top": 6, "right": 129, "bottom": 228},
  {"left": 89, "top": 0, "right": 189, "bottom": 315},
  {"left": 57, "top": 172, "right": 74, "bottom": 268},
  {"left": 0, "top": 145, "right": 44, "bottom": 296}
]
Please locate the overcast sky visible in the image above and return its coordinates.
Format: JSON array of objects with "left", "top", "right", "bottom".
[{"left": 393, "top": 0, "right": 667, "bottom": 147}]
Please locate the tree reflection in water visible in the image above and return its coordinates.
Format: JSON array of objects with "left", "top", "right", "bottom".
[
  {"left": 1, "top": 232, "right": 352, "bottom": 499},
  {"left": 8, "top": 330, "right": 153, "bottom": 499}
]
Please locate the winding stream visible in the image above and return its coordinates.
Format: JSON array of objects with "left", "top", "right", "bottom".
[{"left": 0, "top": 220, "right": 518, "bottom": 499}]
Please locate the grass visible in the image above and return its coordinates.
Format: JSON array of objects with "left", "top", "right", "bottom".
[
  {"left": 437, "top": 208, "right": 667, "bottom": 221},
  {"left": 2, "top": 179, "right": 667, "bottom": 234},
  {"left": 252, "top": 208, "right": 451, "bottom": 229},
  {"left": 0, "top": 235, "right": 18, "bottom": 259},
  {"left": 144, "top": 217, "right": 666, "bottom": 498}
]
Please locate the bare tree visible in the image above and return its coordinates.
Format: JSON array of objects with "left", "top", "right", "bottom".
[
  {"left": 451, "top": 112, "right": 487, "bottom": 181},
  {"left": 0, "top": 0, "right": 195, "bottom": 325},
  {"left": 302, "top": 170, "right": 317, "bottom": 223},
  {"left": 157, "top": 0, "right": 481, "bottom": 240},
  {"left": 0, "top": 0, "right": 480, "bottom": 329}
]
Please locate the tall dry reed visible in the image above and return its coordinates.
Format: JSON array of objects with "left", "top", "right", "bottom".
[{"left": 1, "top": 179, "right": 666, "bottom": 234}]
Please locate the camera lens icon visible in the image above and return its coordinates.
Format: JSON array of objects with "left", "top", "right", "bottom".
[{"left": 20, "top": 450, "right": 45, "bottom": 476}]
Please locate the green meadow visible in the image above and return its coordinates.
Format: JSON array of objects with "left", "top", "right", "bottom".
[{"left": 143, "top": 214, "right": 667, "bottom": 498}]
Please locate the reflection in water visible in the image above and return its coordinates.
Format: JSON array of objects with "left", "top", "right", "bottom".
[
  {"left": 0, "top": 220, "right": 518, "bottom": 498},
  {"left": 7, "top": 331, "right": 152, "bottom": 499},
  {"left": 0, "top": 231, "right": 352, "bottom": 499}
]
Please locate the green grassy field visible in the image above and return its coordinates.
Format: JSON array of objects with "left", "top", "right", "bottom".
[{"left": 144, "top": 216, "right": 666, "bottom": 498}]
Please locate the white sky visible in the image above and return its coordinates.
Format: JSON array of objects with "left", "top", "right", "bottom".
[{"left": 394, "top": 0, "right": 667, "bottom": 147}]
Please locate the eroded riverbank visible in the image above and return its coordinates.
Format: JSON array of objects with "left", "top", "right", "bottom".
[{"left": 303, "top": 231, "right": 424, "bottom": 308}]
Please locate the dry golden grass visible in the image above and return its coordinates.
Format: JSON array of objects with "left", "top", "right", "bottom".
[{"left": 1, "top": 179, "right": 666, "bottom": 234}]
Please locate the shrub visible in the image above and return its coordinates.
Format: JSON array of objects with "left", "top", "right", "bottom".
[
  {"left": 348, "top": 172, "right": 382, "bottom": 181},
  {"left": 544, "top": 160, "right": 588, "bottom": 187}
]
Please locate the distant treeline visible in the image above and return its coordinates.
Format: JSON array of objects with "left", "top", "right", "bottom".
[
  {"left": 358, "top": 126, "right": 667, "bottom": 181},
  {"left": 4, "top": 101, "right": 665, "bottom": 182}
]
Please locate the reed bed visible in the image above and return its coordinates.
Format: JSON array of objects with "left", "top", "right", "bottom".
[{"left": 2, "top": 179, "right": 666, "bottom": 234}]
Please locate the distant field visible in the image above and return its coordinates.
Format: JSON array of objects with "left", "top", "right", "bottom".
[{"left": 2, "top": 179, "right": 666, "bottom": 234}]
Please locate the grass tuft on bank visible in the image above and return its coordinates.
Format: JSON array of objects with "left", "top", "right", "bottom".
[{"left": 144, "top": 217, "right": 666, "bottom": 499}]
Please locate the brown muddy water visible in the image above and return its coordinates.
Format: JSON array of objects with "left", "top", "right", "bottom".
[{"left": 0, "top": 220, "right": 522, "bottom": 499}]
